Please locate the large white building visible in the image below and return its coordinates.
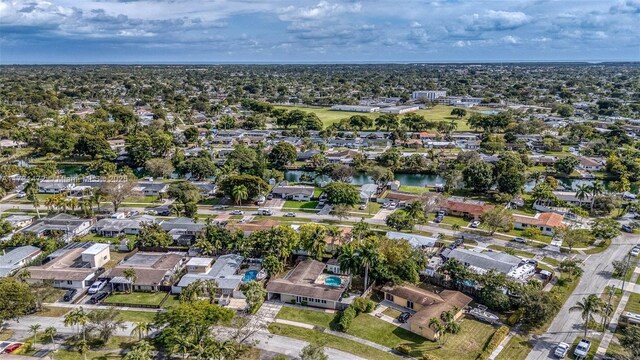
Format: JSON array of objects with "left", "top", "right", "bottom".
[
  {"left": 411, "top": 91, "right": 447, "bottom": 100},
  {"left": 330, "top": 105, "right": 380, "bottom": 113},
  {"left": 379, "top": 106, "right": 420, "bottom": 114}
]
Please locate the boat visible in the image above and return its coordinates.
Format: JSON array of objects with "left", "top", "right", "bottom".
[
  {"left": 467, "top": 305, "right": 500, "bottom": 325},
  {"left": 256, "top": 269, "right": 267, "bottom": 280}
]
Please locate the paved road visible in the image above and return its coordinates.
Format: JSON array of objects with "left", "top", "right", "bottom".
[{"left": 526, "top": 233, "right": 639, "bottom": 360}]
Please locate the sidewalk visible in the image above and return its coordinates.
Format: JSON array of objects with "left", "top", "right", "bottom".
[{"left": 595, "top": 265, "right": 640, "bottom": 358}]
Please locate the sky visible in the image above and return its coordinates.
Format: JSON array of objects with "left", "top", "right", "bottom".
[{"left": 1, "top": 0, "right": 639, "bottom": 64}]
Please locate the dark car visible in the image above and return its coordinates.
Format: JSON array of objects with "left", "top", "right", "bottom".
[
  {"left": 622, "top": 224, "right": 634, "bottom": 233},
  {"left": 397, "top": 312, "right": 411, "bottom": 323},
  {"left": 89, "top": 291, "right": 109, "bottom": 304},
  {"left": 63, "top": 288, "right": 77, "bottom": 302},
  {"left": 434, "top": 216, "right": 443, "bottom": 223},
  {"left": 267, "top": 194, "right": 273, "bottom": 200}
]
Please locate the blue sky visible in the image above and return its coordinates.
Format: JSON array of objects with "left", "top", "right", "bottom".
[{"left": 1, "top": 0, "right": 639, "bottom": 63}]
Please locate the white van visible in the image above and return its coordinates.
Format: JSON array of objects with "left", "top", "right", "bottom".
[{"left": 257, "top": 208, "right": 272, "bottom": 216}]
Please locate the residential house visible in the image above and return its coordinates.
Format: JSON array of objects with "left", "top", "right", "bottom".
[
  {"left": 172, "top": 254, "right": 245, "bottom": 298},
  {"left": 37, "top": 180, "right": 74, "bottom": 194},
  {"left": 359, "top": 184, "right": 378, "bottom": 203},
  {"left": 266, "top": 259, "right": 351, "bottom": 310},
  {"left": 4, "top": 214, "right": 34, "bottom": 229},
  {"left": 552, "top": 191, "right": 591, "bottom": 207},
  {"left": 512, "top": 212, "right": 565, "bottom": 236},
  {"left": 191, "top": 182, "right": 217, "bottom": 198},
  {"left": 92, "top": 215, "right": 155, "bottom": 237},
  {"left": 271, "top": 185, "right": 315, "bottom": 201},
  {"left": 0, "top": 246, "right": 42, "bottom": 277},
  {"left": 22, "top": 214, "right": 94, "bottom": 241},
  {"left": 108, "top": 252, "right": 186, "bottom": 292},
  {"left": 297, "top": 149, "right": 321, "bottom": 161},
  {"left": 325, "top": 150, "right": 360, "bottom": 164},
  {"left": 577, "top": 156, "right": 605, "bottom": 171},
  {"left": 226, "top": 219, "right": 281, "bottom": 237},
  {"left": 27, "top": 243, "right": 110, "bottom": 289},
  {"left": 380, "top": 284, "right": 472, "bottom": 341},
  {"left": 135, "top": 182, "right": 168, "bottom": 196},
  {"left": 440, "top": 197, "right": 494, "bottom": 220},
  {"left": 386, "top": 231, "right": 437, "bottom": 248},
  {"left": 442, "top": 248, "right": 522, "bottom": 276},
  {"left": 106, "top": 139, "right": 126, "bottom": 152},
  {"left": 160, "top": 217, "right": 205, "bottom": 245},
  {"left": 0, "top": 140, "right": 27, "bottom": 148}
]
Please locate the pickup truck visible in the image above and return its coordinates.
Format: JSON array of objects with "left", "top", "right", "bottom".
[
  {"left": 574, "top": 339, "right": 591, "bottom": 358},
  {"left": 554, "top": 342, "right": 569, "bottom": 358}
]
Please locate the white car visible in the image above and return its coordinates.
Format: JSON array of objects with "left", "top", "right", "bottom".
[
  {"left": 284, "top": 212, "right": 296, "bottom": 217},
  {"left": 514, "top": 237, "right": 528, "bottom": 244},
  {"left": 230, "top": 210, "right": 244, "bottom": 215},
  {"left": 470, "top": 220, "right": 481, "bottom": 228},
  {"left": 88, "top": 280, "right": 106, "bottom": 295},
  {"left": 554, "top": 342, "right": 570, "bottom": 358},
  {"left": 574, "top": 339, "right": 591, "bottom": 358},
  {"left": 15, "top": 192, "right": 27, "bottom": 198},
  {"left": 631, "top": 247, "right": 640, "bottom": 257}
]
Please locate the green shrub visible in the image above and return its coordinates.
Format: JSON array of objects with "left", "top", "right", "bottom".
[
  {"left": 339, "top": 306, "right": 357, "bottom": 331},
  {"left": 396, "top": 344, "right": 411, "bottom": 355},
  {"left": 352, "top": 297, "right": 376, "bottom": 314},
  {"left": 506, "top": 309, "right": 523, "bottom": 326},
  {"left": 477, "top": 326, "right": 509, "bottom": 360}
]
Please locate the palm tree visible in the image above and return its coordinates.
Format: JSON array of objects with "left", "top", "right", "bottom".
[
  {"left": 337, "top": 243, "right": 360, "bottom": 276},
  {"left": 44, "top": 196, "right": 57, "bottom": 212},
  {"left": 589, "top": 181, "right": 605, "bottom": 214},
  {"left": 24, "top": 180, "right": 41, "bottom": 219},
  {"left": 575, "top": 183, "right": 590, "bottom": 206},
  {"left": 429, "top": 317, "right": 445, "bottom": 346},
  {"left": 30, "top": 324, "right": 41, "bottom": 345},
  {"left": 131, "top": 321, "right": 152, "bottom": 341},
  {"left": 570, "top": 294, "right": 604, "bottom": 338},
  {"left": 77, "top": 339, "right": 89, "bottom": 360},
  {"left": 123, "top": 268, "right": 137, "bottom": 293},
  {"left": 359, "top": 240, "right": 379, "bottom": 290},
  {"left": 67, "top": 197, "right": 79, "bottom": 213},
  {"left": 91, "top": 189, "right": 104, "bottom": 212},
  {"left": 44, "top": 327, "right": 57, "bottom": 351},
  {"left": 17, "top": 269, "right": 31, "bottom": 282},
  {"left": 232, "top": 185, "right": 248, "bottom": 205},
  {"left": 124, "top": 340, "right": 154, "bottom": 360}
]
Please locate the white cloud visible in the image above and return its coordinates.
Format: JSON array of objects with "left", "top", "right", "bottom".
[
  {"left": 501, "top": 35, "right": 520, "bottom": 44},
  {"left": 465, "top": 10, "right": 531, "bottom": 31}
]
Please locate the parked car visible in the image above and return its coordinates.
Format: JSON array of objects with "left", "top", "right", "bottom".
[
  {"left": 631, "top": 247, "right": 640, "bottom": 257},
  {"left": 89, "top": 291, "right": 109, "bottom": 304},
  {"left": 574, "top": 339, "right": 591, "bottom": 358},
  {"left": 381, "top": 202, "right": 390, "bottom": 209},
  {"left": 88, "top": 280, "right": 106, "bottom": 295},
  {"left": 0, "top": 342, "right": 12, "bottom": 353},
  {"left": 514, "top": 237, "right": 528, "bottom": 244},
  {"left": 359, "top": 204, "right": 367, "bottom": 210},
  {"left": 397, "top": 312, "right": 411, "bottom": 323},
  {"left": 437, "top": 210, "right": 446, "bottom": 217},
  {"left": 388, "top": 202, "right": 397, "bottom": 210},
  {"left": 2, "top": 343, "right": 22, "bottom": 354},
  {"left": 554, "top": 342, "right": 570, "bottom": 358},
  {"left": 63, "top": 288, "right": 77, "bottom": 302},
  {"left": 15, "top": 192, "right": 27, "bottom": 199},
  {"left": 230, "top": 210, "right": 244, "bottom": 215},
  {"left": 267, "top": 194, "right": 273, "bottom": 200},
  {"left": 284, "top": 212, "right": 296, "bottom": 217},
  {"left": 622, "top": 224, "right": 634, "bottom": 233},
  {"left": 470, "top": 220, "right": 481, "bottom": 228},
  {"left": 434, "top": 216, "right": 443, "bottom": 223}
]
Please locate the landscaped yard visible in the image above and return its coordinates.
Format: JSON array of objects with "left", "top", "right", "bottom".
[
  {"left": 268, "top": 323, "right": 401, "bottom": 360},
  {"left": 53, "top": 336, "right": 137, "bottom": 360},
  {"left": 487, "top": 245, "right": 536, "bottom": 259},
  {"left": 37, "top": 306, "right": 71, "bottom": 317},
  {"left": 441, "top": 215, "right": 471, "bottom": 227},
  {"left": 382, "top": 307, "right": 402, "bottom": 319},
  {"left": 92, "top": 309, "right": 157, "bottom": 323},
  {"left": 397, "top": 185, "right": 431, "bottom": 194},
  {"left": 495, "top": 334, "right": 532, "bottom": 360},
  {"left": 283, "top": 200, "right": 319, "bottom": 209},
  {"left": 624, "top": 292, "right": 640, "bottom": 314},
  {"left": 275, "top": 306, "right": 496, "bottom": 359},
  {"left": 104, "top": 292, "right": 168, "bottom": 306}
]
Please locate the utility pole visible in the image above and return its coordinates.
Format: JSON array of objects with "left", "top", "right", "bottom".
[
  {"left": 602, "top": 285, "right": 616, "bottom": 329},
  {"left": 621, "top": 253, "right": 632, "bottom": 295}
]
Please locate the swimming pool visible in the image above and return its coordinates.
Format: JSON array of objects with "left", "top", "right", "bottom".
[
  {"left": 324, "top": 276, "right": 342, "bottom": 287},
  {"left": 479, "top": 110, "right": 500, "bottom": 115},
  {"left": 242, "top": 270, "right": 258, "bottom": 282}
]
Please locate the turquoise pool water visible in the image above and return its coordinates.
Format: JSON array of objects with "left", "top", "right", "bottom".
[
  {"left": 242, "top": 270, "right": 258, "bottom": 282},
  {"left": 324, "top": 276, "right": 342, "bottom": 287}
]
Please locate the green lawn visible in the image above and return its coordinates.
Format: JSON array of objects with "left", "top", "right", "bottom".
[
  {"left": 382, "top": 307, "right": 402, "bottom": 319},
  {"left": 92, "top": 309, "right": 157, "bottom": 323},
  {"left": 268, "top": 323, "right": 401, "bottom": 360},
  {"left": 624, "top": 292, "right": 640, "bottom": 314},
  {"left": 542, "top": 257, "right": 561, "bottom": 267},
  {"left": 274, "top": 104, "right": 481, "bottom": 131},
  {"left": 37, "top": 306, "right": 70, "bottom": 317},
  {"left": 283, "top": 200, "right": 319, "bottom": 209},
  {"left": 162, "top": 294, "right": 181, "bottom": 308},
  {"left": 53, "top": 336, "right": 136, "bottom": 360},
  {"left": 532, "top": 276, "right": 580, "bottom": 335},
  {"left": 276, "top": 307, "right": 495, "bottom": 359},
  {"left": 104, "top": 292, "right": 168, "bottom": 306},
  {"left": 441, "top": 215, "right": 471, "bottom": 227},
  {"left": 487, "top": 245, "right": 536, "bottom": 259},
  {"left": 397, "top": 185, "right": 431, "bottom": 194},
  {"left": 605, "top": 337, "right": 630, "bottom": 359},
  {"left": 495, "top": 334, "right": 532, "bottom": 360}
]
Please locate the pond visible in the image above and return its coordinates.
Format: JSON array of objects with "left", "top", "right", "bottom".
[{"left": 284, "top": 170, "right": 445, "bottom": 186}]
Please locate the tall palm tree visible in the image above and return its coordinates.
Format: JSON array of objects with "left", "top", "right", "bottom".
[
  {"left": 570, "top": 294, "right": 604, "bottom": 338},
  {"left": 44, "top": 327, "right": 57, "bottom": 351},
  {"left": 131, "top": 321, "right": 152, "bottom": 341},
  {"left": 91, "top": 189, "right": 104, "bottom": 212},
  {"left": 77, "top": 339, "right": 89, "bottom": 360},
  {"left": 123, "top": 268, "right": 137, "bottom": 293},
  {"left": 30, "top": 324, "right": 41, "bottom": 345},
  {"left": 337, "top": 243, "right": 360, "bottom": 276},
  {"left": 67, "top": 197, "right": 79, "bottom": 213},
  {"left": 589, "top": 181, "right": 605, "bottom": 214},
  {"left": 232, "top": 185, "right": 248, "bottom": 206},
  {"left": 575, "top": 183, "right": 590, "bottom": 206},
  {"left": 44, "top": 196, "right": 57, "bottom": 212},
  {"left": 359, "top": 240, "right": 379, "bottom": 290},
  {"left": 24, "top": 180, "right": 41, "bottom": 219}
]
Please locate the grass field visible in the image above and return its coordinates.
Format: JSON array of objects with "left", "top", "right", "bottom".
[
  {"left": 487, "top": 245, "right": 536, "bottom": 259},
  {"left": 283, "top": 200, "right": 319, "bottom": 209},
  {"left": 104, "top": 292, "right": 167, "bottom": 306},
  {"left": 495, "top": 334, "right": 532, "bottom": 360},
  {"left": 92, "top": 309, "right": 157, "bottom": 323},
  {"left": 624, "top": 292, "right": 640, "bottom": 313},
  {"left": 36, "top": 306, "right": 70, "bottom": 317},
  {"left": 275, "top": 307, "right": 495, "bottom": 359},
  {"left": 274, "top": 104, "right": 478, "bottom": 131},
  {"left": 268, "top": 323, "right": 401, "bottom": 360}
]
